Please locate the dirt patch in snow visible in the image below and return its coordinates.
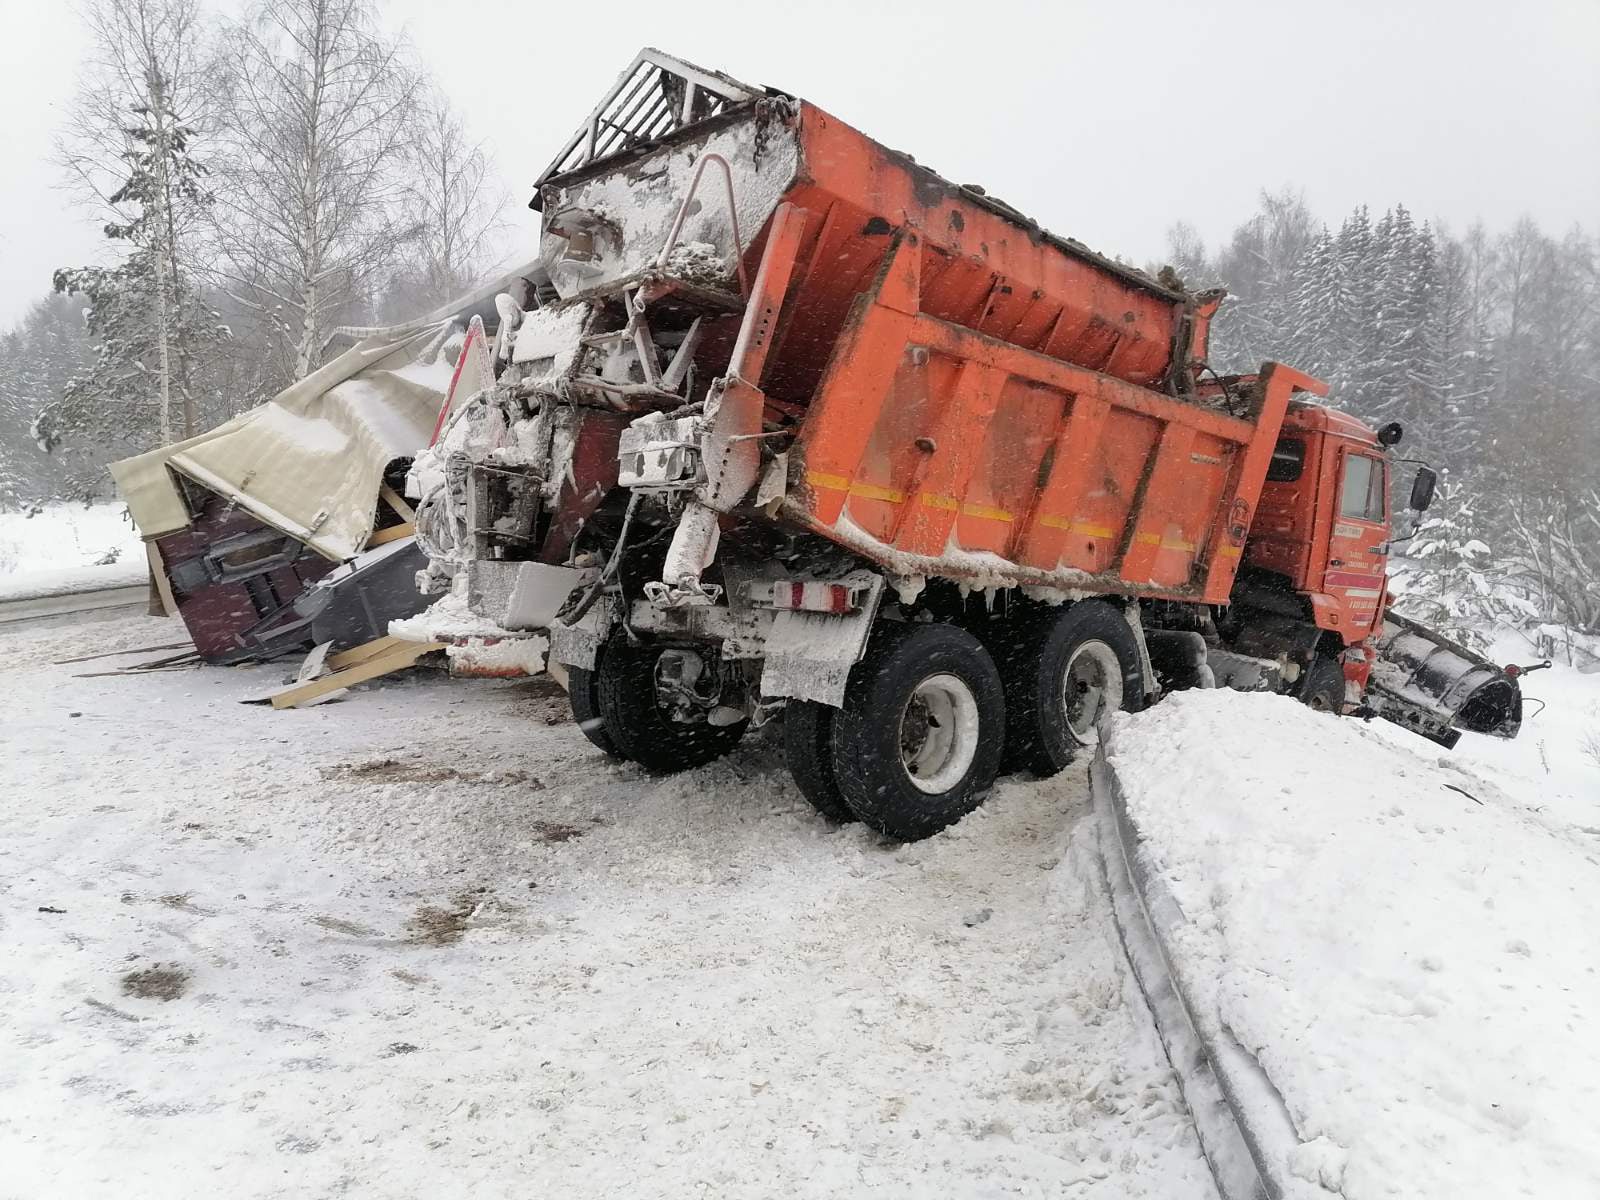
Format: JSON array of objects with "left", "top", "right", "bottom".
[
  {"left": 311, "top": 915, "right": 377, "bottom": 938},
  {"left": 405, "top": 890, "right": 487, "bottom": 946},
  {"left": 120, "top": 964, "right": 190, "bottom": 1002},
  {"left": 321, "top": 757, "right": 541, "bottom": 788}
]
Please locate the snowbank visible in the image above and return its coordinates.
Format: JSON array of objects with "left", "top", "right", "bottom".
[
  {"left": 1103, "top": 690, "right": 1600, "bottom": 1198},
  {"left": 0, "top": 503, "right": 146, "bottom": 598}
]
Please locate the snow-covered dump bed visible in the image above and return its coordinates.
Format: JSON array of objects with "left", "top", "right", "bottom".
[{"left": 1100, "top": 689, "right": 1600, "bottom": 1198}]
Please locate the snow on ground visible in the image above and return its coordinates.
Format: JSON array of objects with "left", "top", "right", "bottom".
[
  {"left": 1104, "top": 688, "right": 1600, "bottom": 1199},
  {"left": 1373, "top": 630, "right": 1600, "bottom": 836},
  {"left": 0, "top": 613, "right": 1215, "bottom": 1199},
  {"left": 0, "top": 503, "right": 146, "bottom": 600}
]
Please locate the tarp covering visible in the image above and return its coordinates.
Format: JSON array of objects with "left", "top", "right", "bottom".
[
  {"left": 111, "top": 332, "right": 450, "bottom": 561},
  {"left": 110, "top": 259, "right": 548, "bottom": 563}
]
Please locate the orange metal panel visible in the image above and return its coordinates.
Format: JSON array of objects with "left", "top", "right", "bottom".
[
  {"left": 1013, "top": 394, "right": 1113, "bottom": 571},
  {"left": 793, "top": 107, "right": 1190, "bottom": 390},
  {"left": 895, "top": 361, "right": 1006, "bottom": 557},
  {"left": 951, "top": 376, "right": 1061, "bottom": 557},
  {"left": 1120, "top": 424, "right": 1199, "bottom": 585}
]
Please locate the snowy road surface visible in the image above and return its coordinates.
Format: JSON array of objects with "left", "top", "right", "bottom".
[{"left": 1, "top": 615, "right": 1215, "bottom": 1199}]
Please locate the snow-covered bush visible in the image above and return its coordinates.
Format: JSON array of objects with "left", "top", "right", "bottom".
[{"left": 1389, "top": 501, "right": 1537, "bottom": 651}]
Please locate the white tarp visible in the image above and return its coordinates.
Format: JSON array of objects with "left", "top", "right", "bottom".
[
  {"left": 111, "top": 332, "right": 448, "bottom": 561},
  {"left": 111, "top": 261, "right": 546, "bottom": 563}
]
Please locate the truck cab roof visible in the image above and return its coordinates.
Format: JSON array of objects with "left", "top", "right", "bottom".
[{"left": 1284, "top": 401, "right": 1380, "bottom": 446}]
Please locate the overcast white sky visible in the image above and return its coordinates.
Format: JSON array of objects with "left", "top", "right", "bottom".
[{"left": 1, "top": 0, "right": 1596, "bottom": 329}]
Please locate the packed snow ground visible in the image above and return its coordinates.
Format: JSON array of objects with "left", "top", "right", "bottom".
[
  {"left": 0, "top": 614, "right": 1215, "bottom": 1199},
  {"left": 0, "top": 503, "right": 146, "bottom": 600},
  {"left": 1104, "top": 680, "right": 1600, "bottom": 1199}
]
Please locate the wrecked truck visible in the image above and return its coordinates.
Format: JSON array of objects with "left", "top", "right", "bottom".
[{"left": 410, "top": 49, "right": 1521, "bottom": 841}]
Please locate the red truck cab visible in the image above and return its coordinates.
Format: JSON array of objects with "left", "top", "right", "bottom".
[{"left": 1246, "top": 402, "right": 1399, "bottom": 647}]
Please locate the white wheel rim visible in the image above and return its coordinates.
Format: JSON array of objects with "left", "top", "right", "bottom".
[
  {"left": 1063, "top": 641, "right": 1123, "bottom": 746},
  {"left": 898, "top": 673, "right": 980, "bottom": 794}
]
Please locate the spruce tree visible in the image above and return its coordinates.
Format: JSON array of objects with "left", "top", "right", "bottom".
[{"left": 42, "top": 62, "right": 218, "bottom": 453}]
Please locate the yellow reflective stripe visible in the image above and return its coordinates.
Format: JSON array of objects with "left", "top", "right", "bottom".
[
  {"left": 1135, "top": 532, "right": 1196, "bottom": 552},
  {"left": 806, "top": 471, "right": 851, "bottom": 491},
  {"left": 1037, "top": 515, "right": 1116, "bottom": 538},
  {"left": 805, "top": 472, "right": 906, "bottom": 504},
  {"left": 1218, "top": 545, "right": 1243, "bottom": 558},
  {"left": 921, "top": 493, "right": 1015, "bottom": 522},
  {"left": 848, "top": 481, "right": 907, "bottom": 504}
]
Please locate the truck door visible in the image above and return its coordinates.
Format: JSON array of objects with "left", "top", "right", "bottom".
[{"left": 1322, "top": 445, "right": 1388, "bottom": 636}]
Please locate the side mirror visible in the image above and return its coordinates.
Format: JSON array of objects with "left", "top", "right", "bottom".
[{"left": 1409, "top": 466, "right": 1438, "bottom": 512}]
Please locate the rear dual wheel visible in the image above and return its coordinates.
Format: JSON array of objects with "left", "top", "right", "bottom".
[
  {"left": 786, "top": 622, "right": 1006, "bottom": 841},
  {"left": 570, "top": 635, "right": 747, "bottom": 772},
  {"left": 983, "top": 599, "right": 1147, "bottom": 776}
]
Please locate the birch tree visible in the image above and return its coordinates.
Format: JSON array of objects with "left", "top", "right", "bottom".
[
  {"left": 396, "top": 94, "right": 506, "bottom": 310},
  {"left": 207, "top": 0, "right": 425, "bottom": 382}
]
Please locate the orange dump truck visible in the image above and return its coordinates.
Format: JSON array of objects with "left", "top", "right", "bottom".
[{"left": 411, "top": 50, "right": 1520, "bottom": 839}]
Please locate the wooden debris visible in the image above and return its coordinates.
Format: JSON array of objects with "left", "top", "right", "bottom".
[
  {"left": 145, "top": 542, "right": 180, "bottom": 618},
  {"left": 53, "top": 641, "right": 194, "bottom": 666},
  {"left": 367, "top": 521, "right": 414, "bottom": 548},
  {"left": 73, "top": 648, "right": 202, "bottom": 678},
  {"left": 379, "top": 483, "right": 416, "bottom": 522},
  {"left": 266, "top": 638, "right": 444, "bottom": 709}
]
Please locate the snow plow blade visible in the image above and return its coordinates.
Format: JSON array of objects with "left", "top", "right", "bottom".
[{"left": 1366, "top": 613, "right": 1522, "bottom": 748}]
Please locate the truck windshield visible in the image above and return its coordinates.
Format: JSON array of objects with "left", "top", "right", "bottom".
[{"left": 1339, "top": 453, "right": 1386, "bottom": 521}]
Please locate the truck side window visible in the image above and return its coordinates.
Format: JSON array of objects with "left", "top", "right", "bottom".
[
  {"left": 1339, "top": 453, "right": 1386, "bottom": 522},
  {"left": 1267, "top": 437, "right": 1305, "bottom": 482}
]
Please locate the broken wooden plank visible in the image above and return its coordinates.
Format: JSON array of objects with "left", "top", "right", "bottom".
[
  {"left": 379, "top": 483, "right": 416, "bottom": 523},
  {"left": 367, "top": 521, "right": 415, "bottom": 548},
  {"left": 74, "top": 664, "right": 201, "bottom": 679},
  {"left": 145, "top": 541, "right": 180, "bottom": 618},
  {"left": 123, "top": 650, "right": 203, "bottom": 671},
  {"left": 327, "top": 635, "right": 407, "bottom": 671},
  {"left": 268, "top": 641, "right": 444, "bottom": 709}
]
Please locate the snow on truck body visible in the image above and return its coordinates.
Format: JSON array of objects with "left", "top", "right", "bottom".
[{"left": 410, "top": 50, "right": 1521, "bottom": 841}]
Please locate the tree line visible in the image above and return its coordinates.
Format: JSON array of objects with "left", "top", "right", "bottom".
[
  {"left": 1166, "top": 193, "right": 1597, "bottom": 636},
  {"left": 0, "top": 0, "right": 505, "bottom": 506}
]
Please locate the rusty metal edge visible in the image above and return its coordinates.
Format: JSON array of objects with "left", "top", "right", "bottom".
[{"left": 1090, "top": 731, "right": 1289, "bottom": 1200}]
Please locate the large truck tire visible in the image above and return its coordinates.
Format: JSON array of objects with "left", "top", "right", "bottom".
[
  {"left": 987, "top": 600, "right": 1146, "bottom": 777},
  {"left": 1299, "top": 655, "right": 1345, "bottom": 715},
  {"left": 566, "top": 663, "right": 624, "bottom": 759},
  {"left": 829, "top": 622, "right": 1006, "bottom": 842},
  {"left": 782, "top": 701, "right": 855, "bottom": 823},
  {"left": 594, "top": 638, "right": 746, "bottom": 773}
]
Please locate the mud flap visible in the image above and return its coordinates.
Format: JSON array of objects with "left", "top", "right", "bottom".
[{"left": 758, "top": 573, "right": 886, "bottom": 707}]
